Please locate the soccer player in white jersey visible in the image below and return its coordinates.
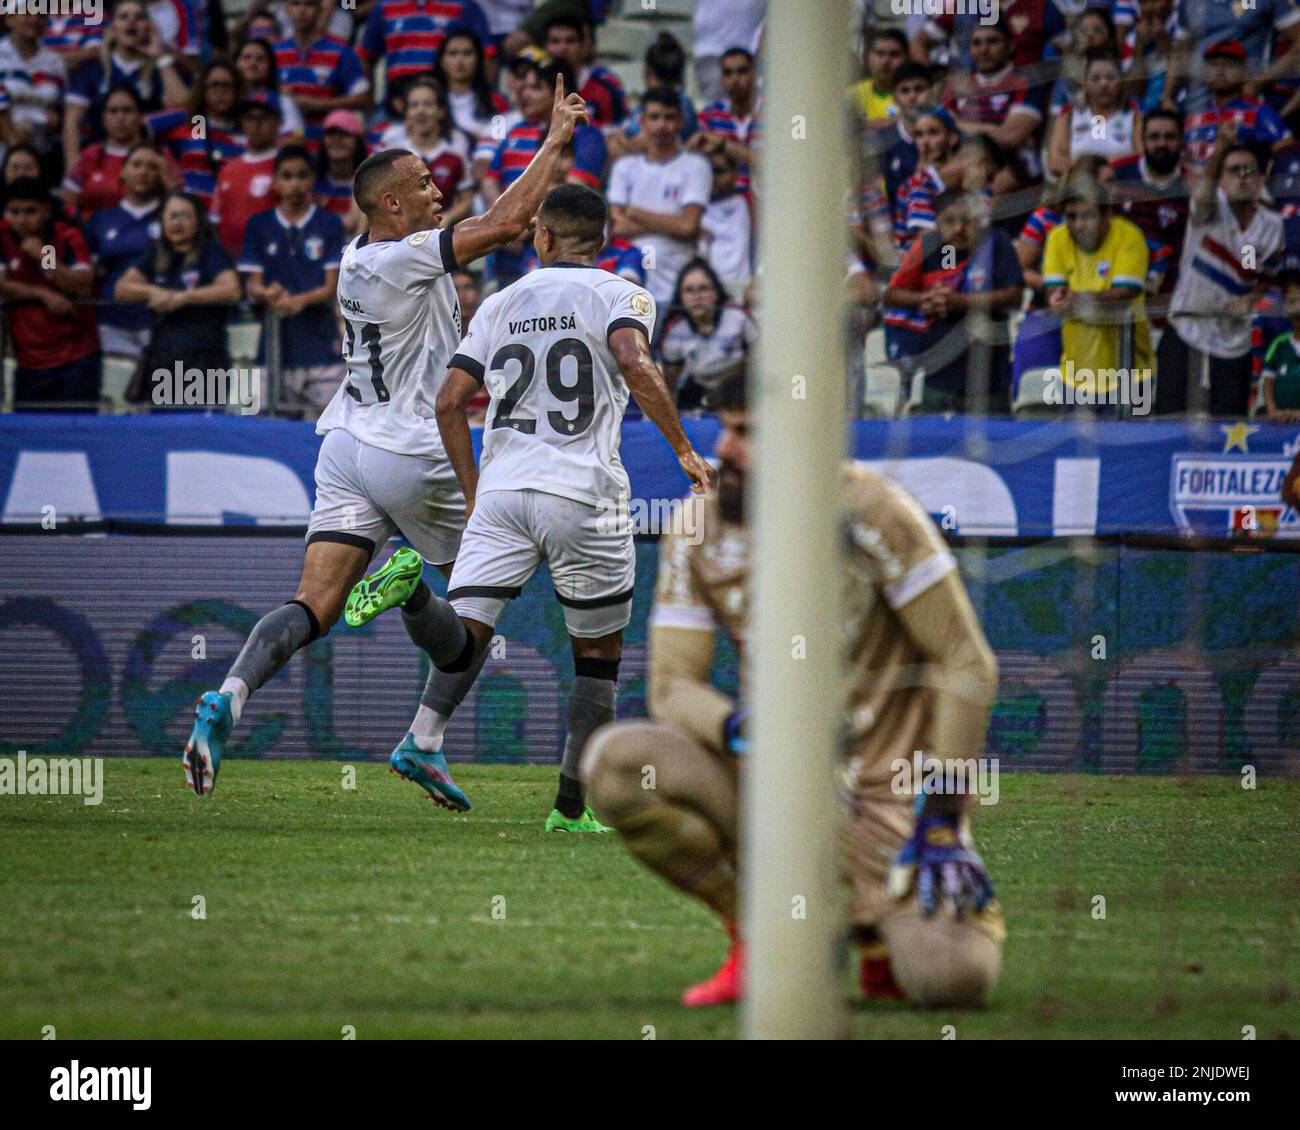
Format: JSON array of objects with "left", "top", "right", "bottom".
[
  {"left": 432, "top": 183, "right": 714, "bottom": 830},
  {"left": 182, "top": 79, "right": 591, "bottom": 803}
]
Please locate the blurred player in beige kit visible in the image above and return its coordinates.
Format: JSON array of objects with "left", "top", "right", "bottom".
[{"left": 582, "top": 369, "right": 1005, "bottom": 1007}]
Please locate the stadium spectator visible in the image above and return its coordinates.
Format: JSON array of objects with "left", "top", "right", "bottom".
[
  {"left": 377, "top": 77, "right": 474, "bottom": 227},
  {"left": 0, "top": 12, "right": 66, "bottom": 156},
  {"left": 1047, "top": 50, "right": 1141, "bottom": 179},
  {"left": 541, "top": 12, "right": 625, "bottom": 129},
  {"left": 256, "top": 0, "right": 355, "bottom": 45},
  {"left": 1043, "top": 173, "right": 1153, "bottom": 413},
  {"left": 1183, "top": 40, "right": 1290, "bottom": 177},
  {"left": 436, "top": 27, "right": 508, "bottom": 142},
  {"left": 210, "top": 93, "right": 282, "bottom": 259},
  {"left": 146, "top": 60, "right": 243, "bottom": 210},
  {"left": 659, "top": 257, "right": 755, "bottom": 410},
  {"left": 1111, "top": 107, "right": 1190, "bottom": 319},
  {"left": 611, "top": 32, "right": 698, "bottom": 159},
  {"left": 240, "top": 144, "right": 344, "bottom": 419},
  {"left": 1158, "top": 121, "right": 1284, "bottom": 416},
  {"left": 851, "top": 27, "right": 907, "bottom": 129},
  {"left": 609, "top": 87, "right": 711, "bottom": 310},
  {"left": 1, "top": 143, "right": 44, "bottom": 186},
  {"left": 1166, "top": 0, "right": 1300, "bottom": 112},
  {"left": 273, "top": 0, "right": 369, "bottom": 153},
  {"left": 0, "top": 177, "right": 100, "bottom": 410},
  {"left": 691, "top": 0, "right": 765, "bottom": 107},
  {"left": 1046, "top": 6, "right": 1121, "bottom": 115},
  {"left": 453, "top": 267, "right": 490, "bottom": 424},
  {"left": 1123, "top": 0, "right": 1176, "bottom": 112},
  {"left": 63, "top": 0, "right": 189, "bottom": 169},
  {"left": 85, "top": 142, "right": 168, "bottom": 362},
  {"left": 235, "top": 36, "right": 305, "bottom": 138},
  {"left": 692, "top": 48, "right": 761, "bottom": 195},
  {"left": 1013, "top": 156, "right": 1117, "bottom": 388},
  {"left": 483, "top": 61, "right": 605, "bottom": 286},
  {"left": 313, "top": 109, "right": 367, "bottom": 233},
  {"left": 863, "top": 60, "right": 932, "bottom": 208},
  {"left": 62, "top": 86, "right": 153, "bottom": 220},
  {"left": 942, "top": 20, "right": 1044, "bottom": 187},
  {"left": 359, "top": 0, "right": 494, "bottom": 84},
  {"left": 910, "top": 0, "right": 1064, "bottom": 76},
  {"left": 1260, "top": 273, "right": 1300, "bottom": 421},
  {"left": 146, "top": 0, "right": 204, "bottom": 66},
  {"left": 893, "top": 106, "right": 961, "bottom": 248},
  {"left": 114, "top": 189, "right": 240, "bottom": 406},
  {"left": 699, "top": 149, "right": 751, "bottom": 286},
  {"left": 883, "top": 187, "right": 1024, "bottom": 412}
]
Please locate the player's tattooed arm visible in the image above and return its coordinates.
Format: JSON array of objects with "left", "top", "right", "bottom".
[
  {"left": 450, "top": 75, "right": 589, "bottom": 266},
  {"left": 435, "top": 367, "right": 482, "bottom": 517},
  {"left": 610, "top": 326, "right": 714, "bottom": 494}
]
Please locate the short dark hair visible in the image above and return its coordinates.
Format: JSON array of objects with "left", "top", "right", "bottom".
[
  {"left": 704, "top": 364, "right": 748, "bottom": 413},
  {"left": 930, "top": 187, "right": 970, "bottom": 219},
  {"left": 1143, "top": 107, "right": 1184, "bottom": 134},
  {"left": 642, "top": 85, "right": 681, "bottom": 114},
  {"left": 645, "top": 32, "right": 686, "bottom": 85},
  {"left": 867, "top": 28, "right": 908, "bottom": 54},
  {"left": 893, "top": 61, "right": 931, "bottom": 88},
  {"left": 354, "top": 148, "right": 415, "bottom": 213},
  {"left": 3, "top": 177, "right": 52, "bottom": 207},
  {"left": 721, "top": 47, "right": 753, "bottom": 66},
  {"left": 974, "top": 18, "right": 1012, "bottom": 40},
  {"left": 543, "top": 12, "right": 586, "bottom": 39},
  {"left": 275, "top": 143, "right": 313, "bottom": 172},
  {"left": 3, "top": 176, "right": 53, "bottom": 208},
  {"left": 1059, "top": 174, "right": 1111, "bottom": 209},
  {"left": 537, "top": 183, "right": 607, "bottom": 251}
]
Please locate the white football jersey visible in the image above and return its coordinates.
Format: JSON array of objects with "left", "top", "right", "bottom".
[
  {"left": 450, "top": 263, "right": 657, "bottom": 507},
  {"left": 316, "top": 226, "right": 462, "bottom": 458}
]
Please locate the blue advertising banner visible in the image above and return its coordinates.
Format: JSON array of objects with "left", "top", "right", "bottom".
[{"left": 1, "top": 414, "right": 1297, "bottom": 538}]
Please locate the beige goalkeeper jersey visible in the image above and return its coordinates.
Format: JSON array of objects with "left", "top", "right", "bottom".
[{"left": 648, "top": 463, "right": 998, "bottom": 795}]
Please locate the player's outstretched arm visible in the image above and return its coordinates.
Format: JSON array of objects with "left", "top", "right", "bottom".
[
  {"left": 609, "top": 326, "right": 714, "bottom": 494},
  {"left": 435, "top": 368, "right": 482, "bottom": 518},
  {"left": 450, "top": 76, "right": 589, "bottom": 267}
]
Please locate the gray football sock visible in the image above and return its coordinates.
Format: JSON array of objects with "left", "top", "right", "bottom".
[
  {"left": 556, "top": 675, "right": 617, "bottom": 815},
  {"left": 401, "top": 585, "right": 472, "bottom": 670},
  {"left": 419, "top": 640, "right": 490, "bottom": 717},
  {"left": 227, "top": 601, "right": 317, "bottom": 697}
]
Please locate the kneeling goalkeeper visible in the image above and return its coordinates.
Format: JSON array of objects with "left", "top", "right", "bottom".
[{"left": 581, "top": 369, "right": 1005, "bottom": 1008}]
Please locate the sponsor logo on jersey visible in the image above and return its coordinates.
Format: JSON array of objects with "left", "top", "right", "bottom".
[{"left": 408, "top": 230, "right": 432, "bottom": 247}]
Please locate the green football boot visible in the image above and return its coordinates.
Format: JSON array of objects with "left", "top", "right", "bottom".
[
  {"left": 545, "top": 805, "right": 614, "bottom": 833},
  {"left": 344, "top": 546, "right": 423, "bottom": 627}
]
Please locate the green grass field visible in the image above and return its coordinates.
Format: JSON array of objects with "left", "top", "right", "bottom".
[{"left": 2, "top": 760, "right": 1297, "bottom": 1040}]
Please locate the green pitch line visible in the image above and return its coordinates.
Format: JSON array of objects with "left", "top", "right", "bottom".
[{"left": 0, "top": 762, "right": 1296, "bottom": 1040}]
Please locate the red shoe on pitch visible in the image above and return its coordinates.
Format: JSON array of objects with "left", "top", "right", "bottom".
[{"left": 682, "top": 930, "right": 744, "bottom": 1007}]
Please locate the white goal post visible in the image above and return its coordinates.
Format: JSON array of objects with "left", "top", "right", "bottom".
[{"left": 742, "top": 0, "right": 852, "bottom": 1040}]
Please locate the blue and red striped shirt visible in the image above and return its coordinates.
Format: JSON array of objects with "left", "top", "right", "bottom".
[
  {"left": 359, "top": 0, "right": 493, "bottom": 81},
  {"left": 274, "top": 35, "right": 368, "bottom": 150},
  {"left": 488, "top": 120, "right": 606, "bottom": 189},
  {"left": 147, "top": 108, "right": 244, "bottom": 207}
]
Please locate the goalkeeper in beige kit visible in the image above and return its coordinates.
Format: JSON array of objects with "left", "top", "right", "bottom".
[{"left": 581, "top": 370, "right": 1006, "bottom": 1008}]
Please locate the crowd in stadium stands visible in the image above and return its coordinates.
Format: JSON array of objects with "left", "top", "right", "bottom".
[{"left": 3, "top": 0, "right": 1300, "bottom": 420}]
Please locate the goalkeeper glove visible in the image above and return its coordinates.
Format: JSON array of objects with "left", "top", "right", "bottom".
[
  {"left": 886, "top": 811, "right": 995, "bottom": 918},
  {"left": 722, "top": 708, "right": 747, "bottom": 757}
]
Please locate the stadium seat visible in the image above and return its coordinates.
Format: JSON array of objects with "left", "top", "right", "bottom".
[
  {"left": 101, "top": 355, "right": 138, "bottom": 411},
  {"left": 228, "top": 320, "right": 262, "bottom": 366},
  {"left": 863, "top": 363, "right": 903, "bottom": 417},
  {"left": 1012, "top": 367, "right": 1061, "bottom": 418},
  {"left": 598, "top": 20, "right": 659, "bottom": 62},
  {"left": 864, "top": 326, "right": 887, "bottom": 367}
]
